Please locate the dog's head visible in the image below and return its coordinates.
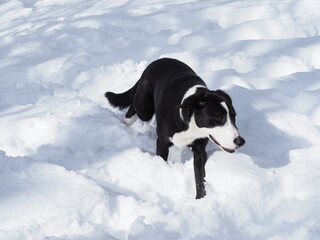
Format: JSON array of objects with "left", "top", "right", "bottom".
[{"left": 180, "top": 89, "right": 245, "bottom": 153}]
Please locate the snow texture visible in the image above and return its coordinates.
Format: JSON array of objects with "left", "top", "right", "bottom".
[{"left": 1, "top": 0, "right": 320, "bottom": 239}]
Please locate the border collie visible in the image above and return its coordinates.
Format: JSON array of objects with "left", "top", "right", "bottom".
[{"left": 105, "top": 58, "right": 245, "bottom": 199}]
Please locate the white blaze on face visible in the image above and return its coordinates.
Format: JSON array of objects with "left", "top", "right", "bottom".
[{"left": 207, "top": 101, "right": 239, "bottom": 151}]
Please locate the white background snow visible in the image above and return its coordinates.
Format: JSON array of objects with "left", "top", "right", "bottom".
[{"left": 1, "top": 0, "right": 320, "bottom": 239}]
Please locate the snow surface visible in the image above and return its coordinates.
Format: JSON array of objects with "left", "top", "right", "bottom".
[{"left": 1, "top": 0, "right": 320, "bottom": 239}]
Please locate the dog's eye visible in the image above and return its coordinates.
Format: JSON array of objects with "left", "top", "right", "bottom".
[{"left": 216, "top": 115, "right": 226, "bottom": 124}]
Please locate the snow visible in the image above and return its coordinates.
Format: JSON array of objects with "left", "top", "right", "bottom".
[{"left": 0, "top": 0, "right": 320, "bottom": 239}]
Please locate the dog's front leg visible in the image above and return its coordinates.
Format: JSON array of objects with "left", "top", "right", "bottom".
[
  {"left": 156, "top": 138, "right": 171, "bottom": 161},
  {"left": 191, "top": 138, "right": 209, "bottom": 199}
]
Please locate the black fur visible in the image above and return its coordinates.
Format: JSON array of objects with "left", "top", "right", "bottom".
[
  {"left": 105, "top": 81, "right": 138, "bottom": 110},
  {"left": 105, "top": 58, "right": 244, "bottom": 199}
]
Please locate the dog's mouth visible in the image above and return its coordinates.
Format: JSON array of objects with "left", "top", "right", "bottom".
[{"left": 209, "top": 135, "right": 235, "bottom": 153}]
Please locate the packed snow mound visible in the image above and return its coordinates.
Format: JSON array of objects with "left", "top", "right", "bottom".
[{"left": 1, "top": 0, "right": 320, "bottom": 239}]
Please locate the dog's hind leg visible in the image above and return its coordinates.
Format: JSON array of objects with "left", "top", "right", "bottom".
[
  {"left": 123, "top": 105, "right": 137, "bottom": 125},
  {"left": 156, "top": 138, "right": 172, "bottom": 161},
  {"left": 133, "top": 82, "right": 155, "bottom": 122}
]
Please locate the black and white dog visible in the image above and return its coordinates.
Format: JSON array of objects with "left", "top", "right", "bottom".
[{"left": 105, "top": 58, "right": 245, "bottom": 199}]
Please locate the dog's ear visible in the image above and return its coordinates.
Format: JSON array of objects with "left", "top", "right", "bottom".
[
  {"left": 216, "top": 90, "right": 232, "bottom": 105},
  {"left": 180, "top": 92, "right": 206, "bottom": 111},
  {"left": 180, "top": 91, "right": 206, "bottom": 122},
  {"left": 216, "top": 90, "right": 236, "bottom": 115}
]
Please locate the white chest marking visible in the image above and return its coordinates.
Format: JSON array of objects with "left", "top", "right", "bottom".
[{"left": 170, "top": 115, "right": 207, "bottom": 148}]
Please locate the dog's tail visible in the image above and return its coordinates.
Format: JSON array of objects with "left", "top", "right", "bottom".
[{"left": 105, "top": 82, "right": 138, "bottom": 110}]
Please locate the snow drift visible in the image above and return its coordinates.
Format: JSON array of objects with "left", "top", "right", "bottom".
[{"left": 1, "top": 0, "right": 320, "bottom": 239}]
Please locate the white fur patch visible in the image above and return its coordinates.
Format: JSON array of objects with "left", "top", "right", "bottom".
[
  {"left": 123, "top": 115, "right": 137, "bottom": 125},
  {"left": 170, "top": 115, "right": 208, "bottom": 148}
]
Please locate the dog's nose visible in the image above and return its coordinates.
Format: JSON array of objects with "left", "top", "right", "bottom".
[{"left": 234, "top": 136, "right": 245, "bottom": 148}]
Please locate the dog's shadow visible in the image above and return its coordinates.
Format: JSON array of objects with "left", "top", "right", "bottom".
[{"left": 219, "top": 86, "right": 314, "bottom": 169}]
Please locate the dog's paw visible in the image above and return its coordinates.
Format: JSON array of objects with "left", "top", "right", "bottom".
[
  {"left": 123, "top": 116, "right": 137, "bottom": 125},
  {"left": 195, "top": 188, "right": 206, "bottom": 199}
]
